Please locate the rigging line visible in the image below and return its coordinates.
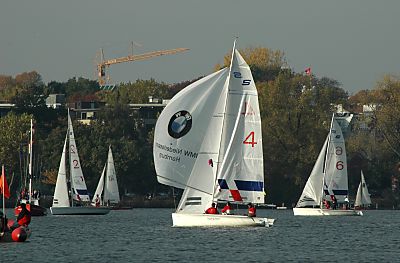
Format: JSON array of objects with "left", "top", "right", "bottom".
[{"left": 157, "top": 175, "right": 213, "bottom": 196}]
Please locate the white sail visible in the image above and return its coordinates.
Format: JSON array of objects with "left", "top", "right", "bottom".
[
  {"left": 68, "top": 111, "right": 90, "bottom": 202},
  {"left": 154, "top": 68, "right": 229, "bottom": 193},
  {"left": 296, "top": 137, "right": 328, "bottom": 207},
  {"left": 92, "top": 164, "right": 106, "bottom": 205},
  {"left": 104, "top": 146, "right": 120, "bottom": 204},
  {"left": 355, "top": 170, "right": 371, "bottom": 207},
  {"left": 52, "top": 135, "right": 70, "bottom": 207},
  {"left": 324, "top": 117, "right": 348, "bottom": 202},
  {"left": 213, "top": 49, "right": 264, "bottom": 204}
]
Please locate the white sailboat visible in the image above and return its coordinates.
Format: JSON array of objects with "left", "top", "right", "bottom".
[
  {"left": 354, "top": 170, "right": 371, "bottom": 209},
  {"left": 293, "top": 115, "right": 362, "bottom": 216},
  {"left": 153, "top": 41, "right": 274, "bottom": 227},
  {"left": 50, "top": 110, "right": 110, "bottom": 215},
  {"left": 91, "top": 146, "right": 121, "bottom": 207}
]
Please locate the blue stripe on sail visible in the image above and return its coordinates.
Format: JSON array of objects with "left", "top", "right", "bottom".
[
  {"left": 218, "top": 179, "right": 229, "bottom": 189},
  {"left": 324, "top": 189, "right": 348, "bottom": 195},
  {"left": 76, "top": 189, "right": 88, "bottom": 195},
  {"left": 332, "top": 190, "right": 348, "bottom": 195},
  {"left": 234, "top": 180, "right": 264, "bottom": 192}
]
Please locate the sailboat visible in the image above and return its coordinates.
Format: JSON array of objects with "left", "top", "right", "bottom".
[
  {"left": 92, "top": 146, "right": 128, "bottom": 209},
  {"left": 15, "top": 119, "right": 47, "bottom": 216},
  {"left": 293, "top": 114, "right": 362, "bottom": 216},
  {"left": 153, "top": 41, "right": 275, "bottom": 227},
  {"left": 354, "top": 170, "right": 371, "bottom": 209},
  {"left": 50, "top": 110, "right": 110, "bottom": 215}
]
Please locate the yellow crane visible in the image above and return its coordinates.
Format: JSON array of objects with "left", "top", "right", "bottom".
[{"left": 97, "top": 47, "right": 189, "bottom": 86}]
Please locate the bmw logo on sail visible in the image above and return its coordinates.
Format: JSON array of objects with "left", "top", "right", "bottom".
[{"left": 168, "top": 111, "right": 192, "bottom": 138}]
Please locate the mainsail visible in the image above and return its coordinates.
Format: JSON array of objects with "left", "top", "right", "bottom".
[
  {"left": 104, "top": 146, "right": 120, "bottom": 204},
  {"left": 68, "top": 111, "right": 90, "bottom": 202},
  {"left": 324, "top": 118, "right": 348, "bottom": 202}
]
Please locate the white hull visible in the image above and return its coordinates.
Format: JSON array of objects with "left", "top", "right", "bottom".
[
  {"left": 293, "top": 207, "right": 363, "bottom": 216},
  {"left": 172, "top": 213, "right": 275, "bottom": 227},
  {"left": 50, "top": 206, "right": 111, "bottom": 215}
]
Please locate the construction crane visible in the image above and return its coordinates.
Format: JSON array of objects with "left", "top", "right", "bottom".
[{"left": 97, "top": 47, "right": 189, "bottom": 86}]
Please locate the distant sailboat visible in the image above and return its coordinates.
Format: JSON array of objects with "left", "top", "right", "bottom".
[
  {"left": 92, "top": 146, "right": 126, "bottom": 208},
  {"left": 293, "top": 114, "right": 362, "bottom": 216},
  {"left": 354, "top": 170, "right": 371, "bottom": 209},
  {"left": 153, "top": 40, "right": 274, "bottom": 227},
  {"left": 50, "top": 110, "right": 110, "bottom": 215},
  {"left": 15, "top": 119, "right": 47, "bottom": 216}
]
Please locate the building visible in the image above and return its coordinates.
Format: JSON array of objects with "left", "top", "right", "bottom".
[{"left": 46, "top": 94, "right": 65, "bottom": 109}]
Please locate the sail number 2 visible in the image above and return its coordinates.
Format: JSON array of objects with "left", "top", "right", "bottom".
[
  {"left": 233, "top": 72, "right": 251, "bottom": 86},
  {"left": 243, "top": 131, "right": 257, "bottom": 147}
]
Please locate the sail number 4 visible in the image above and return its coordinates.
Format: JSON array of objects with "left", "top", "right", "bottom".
[
  {"left": 233, "top": 72, "right": 251, "bottom": 86},
  {"left": 243, "top": 131, "right": 257, "bottom": 147}
]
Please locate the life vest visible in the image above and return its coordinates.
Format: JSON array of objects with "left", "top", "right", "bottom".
[
  {"left": 248, "top": 207, "right": 256, "bottom": 217},
  {"left": 221, "top": 205, "right": 232, "bottom": 214},
  {"left": 205, "top": 207, "right": 218, "bottom": 214},
  {"left": 17, "top": 214, "right": 31, "bottom": 226}
]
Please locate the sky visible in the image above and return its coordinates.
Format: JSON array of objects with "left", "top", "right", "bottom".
[{"left": 1, "top": 0, "right": 399, "bottom": 94}]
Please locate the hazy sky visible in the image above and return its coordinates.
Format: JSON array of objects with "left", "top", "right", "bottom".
[{"left": 1, "top": 0, "right": 399, "bottom": 94}]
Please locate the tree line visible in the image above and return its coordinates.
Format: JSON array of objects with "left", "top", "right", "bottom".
[{"left": 0, "top": 46, "right": 399, "bottom": 207}]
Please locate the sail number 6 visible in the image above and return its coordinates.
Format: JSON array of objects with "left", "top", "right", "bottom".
[
  {"left": 243, "top": 131, "right": 257, "bottom": 147},
  {"left": 336, "top": 161, "right": 344, "bottom": 170}
]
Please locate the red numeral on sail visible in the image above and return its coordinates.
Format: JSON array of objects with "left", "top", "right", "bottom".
[
  {"left": 241, "top": 102, "right": 255, "bottom": 116},
  {"left": 243, "top": 131, "right": 257, "bottom": 147},
  {"left": 335, "top": 146, "right": 342, "bottom": 155},
  {"left": 336, "top": 161, "right": 344, "bottom": 170}
]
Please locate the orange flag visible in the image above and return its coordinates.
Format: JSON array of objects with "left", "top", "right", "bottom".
[{"left": 0, "top": 166, "right": 11, "bottom": 199}]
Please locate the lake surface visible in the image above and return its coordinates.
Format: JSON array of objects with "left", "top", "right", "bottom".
[{"left": 1, "top": 208, "right": 399, "bottom": 262}]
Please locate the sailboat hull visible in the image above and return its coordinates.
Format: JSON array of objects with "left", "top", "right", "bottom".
[
  {"left": 293, "top": 207, "right": 363, "bottom": 216},
  {"left": 172, "top": 213, "right": 275, "bottom": 227},
  {"left": 50, "top": 206, "right": 111, "bottom": 215}
]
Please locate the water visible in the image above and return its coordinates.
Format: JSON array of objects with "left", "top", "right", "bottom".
[{"left": 1, "top": 208, "right": 399, "bottom": 262}]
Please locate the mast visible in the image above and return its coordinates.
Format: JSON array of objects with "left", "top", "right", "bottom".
[
  {"left": 212, "top": 38, "right": 237, "bottom": 203},
  {"left": 28, "top": 118, "right": 33, "bottom": 204},
  {"left": 68, "top": 108, "right": 74, "bottom": 207},
  {"left": 2, "top": 166, "right": 5, "bottom": 231}
]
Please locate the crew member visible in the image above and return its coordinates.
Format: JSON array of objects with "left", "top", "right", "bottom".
[
  {"left": 221, "top": 202, "right": 232, "bottom": 215},
  {"left": 12, "top": 203, "right": 31, "bottom": 229},
  {"left": 247, "top": 203, "right": 256, "bottom": 217},
  {"left": 205, "top": 203, "right": 219, "bottom": 214},
  {"left": 95, "top": 194, "right": 100, "bottom": 207}
]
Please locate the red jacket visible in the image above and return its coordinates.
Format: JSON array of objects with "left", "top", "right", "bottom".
[
  {"left": 17, "top": 207, "right": 31, "bottom": 226},
  {"left": 248, "top": 207, "right": 256, "bottom": 217},
  {"left": 205, "top": 207, "right": 218, "bottom": 214},
  {"left": 221, "top": 205, "right": 232, "bottom": 214}
]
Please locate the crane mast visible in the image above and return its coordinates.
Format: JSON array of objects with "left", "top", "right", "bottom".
[{"left": 97, "top": 47, "right": 189, "bottom": 86}]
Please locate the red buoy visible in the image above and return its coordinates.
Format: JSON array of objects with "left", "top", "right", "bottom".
[{"left": 11, "top": 227, "right": 28, "bottom": 242}]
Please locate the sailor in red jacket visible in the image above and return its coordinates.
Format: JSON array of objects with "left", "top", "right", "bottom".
[
  {"left": 15, "top": 203, "right": 31, "bottom": 227},
  {"left": 221, "top": 201, "right": 232, "bottom": 215},
  {"left": 205, "top": 203, "right": 219, "bottom": 214},
  {"left": 247, "top": 203, "right": 256, "bottom": 217}
]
